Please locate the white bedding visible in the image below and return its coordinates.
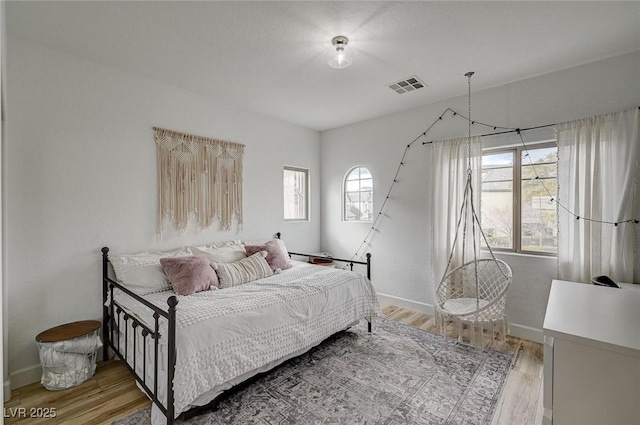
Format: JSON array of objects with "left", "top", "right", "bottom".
[{"left": 110, "top": 260, "right": 381, "bottom": 422}]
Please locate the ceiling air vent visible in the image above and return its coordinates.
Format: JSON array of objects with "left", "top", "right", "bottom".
[{"left": 386, "top": 76, "right": 427, "bottom": 94}]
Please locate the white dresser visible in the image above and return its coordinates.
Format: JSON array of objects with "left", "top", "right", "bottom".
[{"left": 543, "top": 279, "right": 640, "bottom": 425}]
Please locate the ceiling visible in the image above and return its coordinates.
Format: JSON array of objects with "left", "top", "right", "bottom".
[{"left": 6, "top": 1, "right": 640, "bottom": 131}]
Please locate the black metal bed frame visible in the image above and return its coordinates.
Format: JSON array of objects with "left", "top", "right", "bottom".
[{"left": 101, "top": 240, "right": 372, "bottom": 424}]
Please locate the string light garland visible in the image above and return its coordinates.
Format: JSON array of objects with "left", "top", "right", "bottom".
[
  {"left": 347, "top": 109, "right": 455, "bottom": 261},
  {"left": 346, "top": 105, "right": 640, "bottom": 264}
]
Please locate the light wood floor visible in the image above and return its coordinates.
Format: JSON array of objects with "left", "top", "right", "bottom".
[{"left": 5, "top": 305, "right": 543, "bottom": 425}]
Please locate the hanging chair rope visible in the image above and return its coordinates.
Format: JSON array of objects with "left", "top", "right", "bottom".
[
  {"left": 440, "top": 72, "right": 508, "bottom": 284},
  {"left": 437, "top": 73, "right": 512, "bottom": 338},
  {"left": 465, "top": 72, "right": 481, "bottom": 311}
]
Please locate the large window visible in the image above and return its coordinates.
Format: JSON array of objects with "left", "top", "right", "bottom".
[
  {"left": 283, "top": 166, "right": 309, "bottom": 221},
  {"left": 481, "top": 142, "right": 558, "bottom": 254},
  {"left": 344, "top": 166, "right": 373, "bottom": 221}
]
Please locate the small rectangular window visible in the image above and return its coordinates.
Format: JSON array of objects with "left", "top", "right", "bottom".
[{"left": 283, "top": 166, "right": 309, "bottom": 221}]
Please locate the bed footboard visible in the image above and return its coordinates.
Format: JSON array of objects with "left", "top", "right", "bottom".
[
  {"left": 276, "top": 234, "right": 373, "bottom": 333},
  {"left": 102, "top": 247, "right": 177, "bottom": 425}
]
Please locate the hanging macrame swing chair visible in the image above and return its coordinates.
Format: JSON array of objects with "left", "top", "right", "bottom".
[{"left": 434, "top": 72, "right": 513, "bottom": 348}]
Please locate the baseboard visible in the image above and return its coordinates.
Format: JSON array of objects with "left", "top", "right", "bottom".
[
  {"left": 378, "top": 292, "right": 544, "bottom": 343},
  {"left": 376, "top": 293, "right": 435, "bottom": 315},
  {"left": 9, "top": 364, "right": 41, "bottom": 390},
  {"left": 508, "top": 323, "right": 544, "bottom": 343}
]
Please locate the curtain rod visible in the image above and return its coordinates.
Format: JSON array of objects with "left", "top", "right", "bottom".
[
  {"left": 424, "top": 105, "right": 640, "bottom": 145},
  {"left": 478, "top": 123, "right": 556, "bottom": 138},
  {"left": 422, "top": 123, "right": 555, "bottom": 145}
]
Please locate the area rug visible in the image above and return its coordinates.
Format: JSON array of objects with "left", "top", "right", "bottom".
[{"left": 114, "top": 318, "right": 513, "bottom": 425}]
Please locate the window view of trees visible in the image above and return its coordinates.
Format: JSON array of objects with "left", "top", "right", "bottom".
[
  {"left": 520, "top": 147, "right": 557, "bottom": 253},
  {"left": 481, "top": 152, "right": 514, "bottom": 249},
  {"left": 481, "top": 144, "right": 558, "bottom": 254}
]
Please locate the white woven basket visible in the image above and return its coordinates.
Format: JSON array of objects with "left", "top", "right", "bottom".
[{"left": 37, "top": 329, "right": 102, "bottom": 390}]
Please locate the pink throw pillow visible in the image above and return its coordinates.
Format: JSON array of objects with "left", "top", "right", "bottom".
[
  {"left": 160, "top": 255, "right": 219, "bottom": 296},
  {"left": 245, "top": 239, "right": 292, "bottom": 271}
]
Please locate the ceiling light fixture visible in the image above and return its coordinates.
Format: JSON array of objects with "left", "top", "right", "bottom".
[{"left": 327, "top": 36, "right": 353, "bottom": 70}]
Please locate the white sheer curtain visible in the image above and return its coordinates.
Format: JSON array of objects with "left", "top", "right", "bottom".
[
  {"left": 557, "top": 107, "right": 640, "bottom": 284},
  {"left": 428, "top": 136, "right": 482, "bottom": 290}
]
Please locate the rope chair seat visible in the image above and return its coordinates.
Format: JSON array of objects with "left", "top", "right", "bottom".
[
  {"left": 436, "top": 258, "right": 512, "bottom": 315},
  {"left": 441, "top": 297, "right": 490, "bottom": 316},
  {"left": 435, "top": 258, "right": 512, "bottom": 346}
]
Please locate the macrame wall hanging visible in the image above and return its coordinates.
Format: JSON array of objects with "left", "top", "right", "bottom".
[{"left": 154, "top": 127, "right": 245, "bottom": 234}]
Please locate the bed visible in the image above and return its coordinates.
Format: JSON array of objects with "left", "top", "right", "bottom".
[{"left": 101, "top": 235, "right": 380, "bottom": 425}]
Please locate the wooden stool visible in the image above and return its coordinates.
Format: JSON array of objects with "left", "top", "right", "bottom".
[{"left": 36, "top": 320, "right": 101, "bottom": 390}]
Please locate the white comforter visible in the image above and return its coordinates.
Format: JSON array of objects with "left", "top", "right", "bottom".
[{"left": 112, "top": 261, "right": 381, "bottom": 421}]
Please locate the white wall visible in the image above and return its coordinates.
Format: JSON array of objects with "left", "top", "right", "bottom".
[
  {"left": 1, "top": 0, "right": 8, "bottom": 404},
  {"left": 5, "top": 38, "right": 321, "bottom": 388},
  {"left": 320, "top": 51, "right": 640, "bottom": 342}
]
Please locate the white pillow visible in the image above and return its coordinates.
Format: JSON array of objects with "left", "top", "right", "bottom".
[
  {"left": 212, "top": 251, "right": 273, "bottom": 289},
  {"left": 274, "top": 238, "right": 291, "bottom": 260},
  {"left": 110, "top": 247, "right": 192, "bottom": 295},
  {"left": 191, "top": 243, "right": 247, "bottom": 264}
]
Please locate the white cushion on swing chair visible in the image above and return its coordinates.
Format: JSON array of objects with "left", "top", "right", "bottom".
[{"left": 442, "top": 297, "right": 490, "bottom": 315}]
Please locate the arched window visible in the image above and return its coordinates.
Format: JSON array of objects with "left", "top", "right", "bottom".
[{"left": 344, "top": 166, "right": 373, "bottom": 221}]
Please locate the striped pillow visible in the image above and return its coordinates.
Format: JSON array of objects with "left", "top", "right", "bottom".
[{"left": 212, "top": 251, "right": 273, "bottom": 288}]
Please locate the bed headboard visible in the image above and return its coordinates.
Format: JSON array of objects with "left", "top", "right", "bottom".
[{"left": 276, "top": 232, "right": 371, "bottom": 281}]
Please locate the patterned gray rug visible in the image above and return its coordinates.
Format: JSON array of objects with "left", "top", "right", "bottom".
[{"left": 114, "top": 318, "right": 512, "bottom": 425}]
